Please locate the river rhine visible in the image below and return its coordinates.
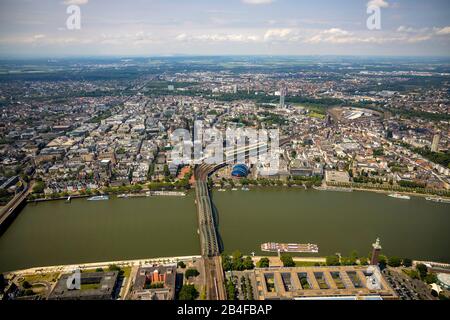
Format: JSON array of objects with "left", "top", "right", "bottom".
[{"left": 0, "top": 189, "right": 449, "bottom": 272}]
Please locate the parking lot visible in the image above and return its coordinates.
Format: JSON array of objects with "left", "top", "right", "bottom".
[{"left": 382, "top": 268, "right": 435, "bottom": 300}]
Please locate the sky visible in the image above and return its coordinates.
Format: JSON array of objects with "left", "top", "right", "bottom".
[{"left": 0, "top": 0, "right": 449, "bottom": 57}]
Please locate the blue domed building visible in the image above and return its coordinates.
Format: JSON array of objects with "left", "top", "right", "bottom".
[{"left": 231, "top": 164, "right": 249, "bottom": 178}]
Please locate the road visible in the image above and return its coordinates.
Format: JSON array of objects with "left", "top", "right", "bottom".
[{"left": 0, "top": 180, "right": 31, "bottom": 232}]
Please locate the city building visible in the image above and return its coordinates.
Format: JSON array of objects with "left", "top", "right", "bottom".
[
  {"left": 231, "top": 164, "right": 249, "bottom": 178},
  {"left": 48, "top": 271, "right": 119, "bottom": 300},
  {"left": 130, "top": 265, "right": 176, "bottom": 300},
  {"left": 251, "top": 265, "right": 397, "bottom": 300},
  {"left": 279, "top": 87, "right": 287, "bottom": 109}
]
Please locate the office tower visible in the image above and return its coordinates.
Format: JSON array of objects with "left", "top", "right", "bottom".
[{"left": 279, "top": 87, "right": 287, "bottom": 109}]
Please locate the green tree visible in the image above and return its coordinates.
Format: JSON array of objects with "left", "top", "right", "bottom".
[
  {"left": 232, "top": 251, "right": 244, "bottom": 271},
  {"left": 226, "top": 280, "right": 237, "bottom": 300},
  {"left": 326, "top": 255, "right": 341, "bottom": 266},
  {"left": 185, "top": 268, "right": 200, "bottom": 279},
  {"left": 163, "top": 164, "right": 171, "bottom": 177},
  {"left": 407, "top": 270, "right": 420, "bottom": 280},
  {"left": 424, "top": 273, "right": 438, "bottom": 284},
  {"left": 403, "top": 258, "right": 413, "bottom": 268},
  {"left": 257, "top": 258, "right": 270, "bottom": 268},
  {"left": 221, "top": 253, "right": 233, "bottom": 271},
  {"left": 178, "top": 285, "right": 199, "bottom": 300},
  {"left": 359, "top": 257, "right": 369, "bottom": 266},
  {"left": 24, "top": 289, "right": 34, "bottom": 296},
  {"left": 32, "top": 181, "right": 45, "bottom": 194},
  {"left": 280, "top": 254, "right": 295, "bottom": 267},
  {"left": 243, "top": 256, "right": 255, "bottom": 270},
  {"left": 388, "top": 256, "right": 402, "bottom": 268},
  {"left": 108, "top": 264, "right": 124, "bottom": 276},
  {"left": 341, "top": 256, "right": 357, "bottom": 266},
  {"left": 416, "top": 263, "right": 428, "bottom": 279},
  {"left": 378, "top": 255, "right": 387, "bottom": 270},
  {"left": 177, "top": 261, "right": 186, "bottom": 269},
  {"left": 350, "top": 250, "right": 359, "bottom": 260}
]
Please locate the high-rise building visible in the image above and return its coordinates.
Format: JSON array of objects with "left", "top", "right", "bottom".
[
  {"left": 371, "top": 238, "right": 382, "bottom": 266},
  {"left": 279, "top": 87, "right": 287, "bottom": 109},
  {"left": 431, "top": 133, "right": 440, "bottom": 152},
  {"left": 233, "top": 84, "right": 238, "bottom": 94}
]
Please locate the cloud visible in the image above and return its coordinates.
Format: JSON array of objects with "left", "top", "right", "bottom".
[
  {"left": 176, "top": 33, "right": 260, "bottom": 43},
  {"left": 396, "top": 25, "right": 450, "bottom": 41},
  {"left": 242, "top": 0, "right": 274, "bottom": 4},
  {"left": 175, "top": 33, "right": 188, "bottom": 41},
  {"left": 435, "top": 26, "right": 450, "bottom": 35},
  {"left": 322, "top": 28, "right": 351, "bottom": 36},
  {"left": 63, "top": 0, "right": 89, "bottom": 5},
  {"left": 306, "top": 28, "right": 357, "bottom": 44},
  {"left": 33, "top": 34, "right": 46, "bottom": 40},
  {"left": 397, "top": 26, "right": 433, "bottom": 35},
  {"left": 367, "top": 0, "right": 389, "bottom": 8},
  {"left": 304, "top": 27, "right": 432, "bottom": 45},
  {"left": 263, "top": 28, "right": 299, "bottom": 42}
]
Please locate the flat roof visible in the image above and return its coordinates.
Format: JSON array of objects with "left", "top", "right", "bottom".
[
  {"left": 48, "top": 271, "right": 119, "bottom": 300},
  {"left": 253, "top": 266, "right": 397, "bottom": 300}
]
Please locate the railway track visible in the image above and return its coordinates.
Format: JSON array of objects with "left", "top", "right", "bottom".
[{"left": 194, "top": 164, "right": 226, "bottom": 300}]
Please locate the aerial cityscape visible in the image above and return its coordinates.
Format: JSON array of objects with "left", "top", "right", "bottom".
[{"left": 0, "top": 0, "right": 449, "bottom": 305}]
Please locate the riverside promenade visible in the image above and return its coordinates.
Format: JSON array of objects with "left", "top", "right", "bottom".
[{"left": 5, "top": 255, "right": 202, "bottom": 276}]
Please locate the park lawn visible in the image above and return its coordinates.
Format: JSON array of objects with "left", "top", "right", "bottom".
[
  {"left": 22, "top": 272, "right": 60, "bottom": 284},
  {"left": 80, "top": 283, "right": 101, "bottom": 291},
  {"left": 82, "top": 266, "right": 131, "bottom": 278},
  {"left": 121, "top": 266, "right": 131, "bottom": 278},
  {"left": 294, "top": 103, "right": 328, "bottom": 114},
  {"left": 308, "top": 112, "right": 326, "bottom": 119}
]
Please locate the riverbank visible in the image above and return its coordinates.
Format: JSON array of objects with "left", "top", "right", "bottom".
[
  {"left": 326, "top": 181, "right": 450, "bottom": 198},
  {"left": 213, "top": 184, "right": 450, "bottom": 201},
  {"left": 5, "top": 255, "right": 202, "bottom": 276},
  {"left": 6, "top": 254, "right": 449, "bottom": 278},
  {"left": 28, "top": 190, "right": 187, "bottom": 203},
  {"left": 349, "top": 186, "right": 450, "bottom": 201}
]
